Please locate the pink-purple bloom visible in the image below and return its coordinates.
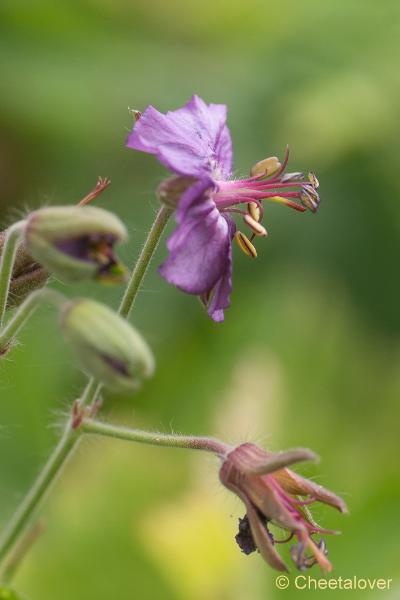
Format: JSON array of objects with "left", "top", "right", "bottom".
[{"left": 127, "top": 95, "right": 320, "bottom": 322}]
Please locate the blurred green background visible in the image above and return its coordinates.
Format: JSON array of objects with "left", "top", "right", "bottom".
[{"left": 1, "top": 0, "right": 399, "bottom": 598}]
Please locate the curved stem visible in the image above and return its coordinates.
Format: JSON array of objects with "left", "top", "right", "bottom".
[
  {"left": 0, "top": 221, "right": 26, "bottom": 326},
  {"left": 0, "top": 288, "right": 66, "bottom": 351},
  {"left": 0, "top": 204, "right": 172, "bottom": 574},
  {"left": 82, "top": 418, "right": 231, "bottom": 456}
]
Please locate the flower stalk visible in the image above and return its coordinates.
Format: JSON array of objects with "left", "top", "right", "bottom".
[
  {"left": 118, "top": 204, "right": 173, "bottom": 319},
  {"left": 0, "top": 288, "right": 66, "bottom": 352},
  {"left": 0, "top": 221, "right": 26, "bottom": 326},
  {"left": 82, "top": 418, "right": 231, "bottom": 456}
]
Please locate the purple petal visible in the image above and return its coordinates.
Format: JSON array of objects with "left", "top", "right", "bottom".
[
  {"left": 159, "top": 179, "right": 231, "bottom": 295},
  {"left": 126, "top": 95, "right": 233, "bottom": 178},
  {"left": 207, "top": 216, "right": 235, "bottom": 322}
]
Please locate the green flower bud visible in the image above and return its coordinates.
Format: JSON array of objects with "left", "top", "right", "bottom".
[
  {"left": 24, "top": 206, "right": 128, "bottom": 283},
  {"left": 157, "top": 175, "right": 197, "bottom": 208},
  {"left": 61, "top": 299, "right": 154, "bottom": 392}
]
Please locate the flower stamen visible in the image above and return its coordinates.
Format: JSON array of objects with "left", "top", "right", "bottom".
[
  {"left": 250, "top": 156, "right": 281, "bottom": 178},
  {"left": 243, "top": 214, "right": 268, "bottom": 237},
  {"left": 234, "top": 231, "right": 258, "bottom": 258}
]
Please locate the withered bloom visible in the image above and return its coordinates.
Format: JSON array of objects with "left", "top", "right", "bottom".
[{"left": 219, "top": 443, "right": 347, "bottom": 573}]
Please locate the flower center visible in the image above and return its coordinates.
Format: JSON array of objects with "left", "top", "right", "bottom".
[{"left": 212, "top": 148, "right": 320, "bottom": 257}]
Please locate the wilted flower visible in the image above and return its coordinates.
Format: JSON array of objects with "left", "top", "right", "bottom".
[
  {"left": 24, "top": 206, "right": 128, "bottom": 283},
  {"left": 60, "top": 298, "right": 155, "bottom": 391},
  {"left": 127, "top": 95, "right": 320, "bottom": 321},
  {"left": 219, "top": 443, "right": 347, "bottom": 573}
]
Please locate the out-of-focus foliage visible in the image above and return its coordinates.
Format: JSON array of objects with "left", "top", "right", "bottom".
[{"left": 0, "top": 1, "right": 399, "bottom": 598}]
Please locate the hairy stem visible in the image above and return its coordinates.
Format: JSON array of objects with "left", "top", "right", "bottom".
[
  {"left": 0, "top": 520, "right": 45, "bottom": 585},
  {"left": 0, "top": 205, "right": 172, "bottom": 574},
  {"left": 82, "top": 418, "right": 231, "bottom": 456},
  {"left": 119, "top": 205, "right": 173, "bottom": 319},
  {"left": 0, "top": 426, "right": 79, "bottom": 564},
  {"left": 0, "top": 221, "right": 26, "bottom": 326},
  {"left": 0, "top": 288, "right": 66, "bottom": 351}
]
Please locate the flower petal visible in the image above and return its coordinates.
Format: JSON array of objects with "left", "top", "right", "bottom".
[
  {"left": 243, "top": 448, "right": 318, "bottom": 476},
  {"left": 274, "top": 469, "right": 348, "bottom": 513},
  {"left": 227, "top": 481, "right": 289, "bottom": 572},
  {"left": 126, "top": 95, "right": 233, "bottom": 178},
  {"left": 207, "top": 216, "right": 235, "bottom": 322},
  {"left": 159, "top": 179, "right": 231, "bottom": 295}
]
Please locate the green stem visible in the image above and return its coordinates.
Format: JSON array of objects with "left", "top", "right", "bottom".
[
  {"left": 0, "top": 426, "right": 80, "bottom": 565},
  {"left": 119, "top": 205, "right": 173, "bottom": 319},
  {"left": 0, "top": 204, "right": 172, "bottom": 574},
  {"left": 0, "top": 288, "right": 66, "bottom": 351},
  {"left": 82, "top": 418, "right": 231, "bottom": 456},
  {"left": 0, "top": 221, "right": 26, "bottom": 326},
  {"left": 1, "top": 520, "right": 45, "bottom": 584}
]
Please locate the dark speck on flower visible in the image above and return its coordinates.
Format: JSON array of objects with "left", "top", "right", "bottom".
[{"left": 127, "top": 95, "right": 320, "bottom": 322}]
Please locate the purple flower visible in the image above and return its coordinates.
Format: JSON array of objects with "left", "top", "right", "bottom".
[{"left": 127, "top": 95, "right": 320, "bottom": 321}]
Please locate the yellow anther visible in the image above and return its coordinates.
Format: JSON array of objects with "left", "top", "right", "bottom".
[
  {"left": 247, "top": 201, "right": 261, "bottom": 222},
  {"left": 234, "top": 231, "right": 257, "bottom": 258},
  {"left": 250, "top": 156, "right": 281, "bottom": 177},
  {"left": 308, "top": 172, "right": 319, "bottom": 189},
  {"left": 243, "top": 214, "right": 267, "bottom": 237}
]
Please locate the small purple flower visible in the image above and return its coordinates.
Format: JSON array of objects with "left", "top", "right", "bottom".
[{"left": 127, "top": 95, "right": 320, "bottom": 321}]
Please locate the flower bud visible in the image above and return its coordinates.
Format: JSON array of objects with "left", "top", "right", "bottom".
[
  {"left": 60, "top": 299, "right": 154, "bottom": 392},
  {"left": 157, "top": 176, "right": 197, "bottom": 208},
  {"left": 24, "top": 206, "right": 128, "bottom": 283}
]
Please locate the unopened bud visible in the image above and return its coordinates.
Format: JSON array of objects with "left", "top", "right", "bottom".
[
  {"left": 234, "top": 231, "right": 257, "bottom": 258},
  {"left": 243, "top": 214, "right": 267, "bottom": 237},
  {"left": 61, "top": 299, "right": 155, "bottom": 392},
  {"left": 24, "top": 206, "right": 128, "bottom": 283},
  {"left": 158, "top": 176, "right": 197, "bottom": 208},
  {"left": 250, "top": 156, "right": 281, "bottom": 177}
]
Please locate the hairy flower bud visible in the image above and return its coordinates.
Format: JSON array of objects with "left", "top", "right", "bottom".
[
  {"left": 24, "top": 206, "right": 128, "bottom": 283},
  {"left": 60, "top": 299, "right": 154, "bottom": 392},
  {"left": 157, "top": 175, "right": 197, "bottom": 208}
]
